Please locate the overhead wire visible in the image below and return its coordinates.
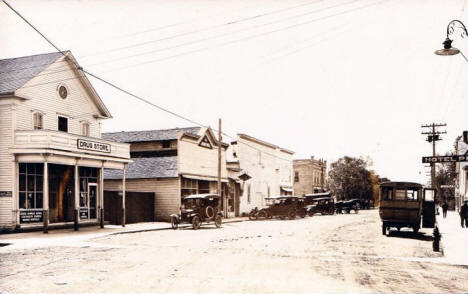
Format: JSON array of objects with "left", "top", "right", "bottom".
[
  {"left": 3, "top": 0, "right": 388, "bottom": 85},
  {"left": 2, "top": 0, "right": 294, "bottom": 162},
  {"left": 1, "top": 0, "right": 365, "bottom": 77}
]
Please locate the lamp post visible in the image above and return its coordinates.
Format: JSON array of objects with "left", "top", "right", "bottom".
[{"left": 435, "top": 19, "right": 468, "bottom": 61}]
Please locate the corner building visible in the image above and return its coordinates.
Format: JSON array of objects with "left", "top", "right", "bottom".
[{"left": 0, "top": 52, "right": 130, "bottom": 232}]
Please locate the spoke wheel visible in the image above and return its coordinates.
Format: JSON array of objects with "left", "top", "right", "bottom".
[
  {"left": 192, "top": 216, "right": 201, "bottom": 230},
  {"left": 214, "top": 215, "right": 222, "bottom": 228},
  {"left": 171, "top": 217, "right": 178, "bottom": 230},
  {"left": 257, "top": 210, "right": 268, "bottom": 219},
  {"left": 288, "top": 210, "right": 296, "bottom": 220}
]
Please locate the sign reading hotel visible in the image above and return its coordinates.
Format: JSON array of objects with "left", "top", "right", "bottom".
[
  {"left": 422, "top": 155, "right": 468, "bottom": 163},
  {"left": 77, "top": 139, "right": 111, "bottom": 153}
]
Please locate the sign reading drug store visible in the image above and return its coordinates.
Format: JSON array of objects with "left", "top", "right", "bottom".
[{"left": 77, "top": 139, "right": 111, "bottom": 153}]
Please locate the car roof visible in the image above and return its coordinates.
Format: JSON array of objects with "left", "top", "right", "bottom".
[
  {"left": 183, "top": 193, "right": 220, "bottom": 199},
  {"left": 265, "top": 195, "right": 303, "bottom": 200},
  {"left": 311, "top": 197, "right": 333, "bottom": 201},
  {"left": 304, "top": 192, "right": 331, "bottom": 197}
]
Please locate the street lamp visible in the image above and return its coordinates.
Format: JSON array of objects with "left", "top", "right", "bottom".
[{"left": 435, "top": 19, "right": 468, "bottom": 58}]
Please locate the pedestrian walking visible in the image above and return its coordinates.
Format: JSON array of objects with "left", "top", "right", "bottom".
[
  {"left": 460, "top": 201, "right": 468, "bottom": 228},
  {"left": 442, "top": 202, "right": 448, "bottom": 218}
]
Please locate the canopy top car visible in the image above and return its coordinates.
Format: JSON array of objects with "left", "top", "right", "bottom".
[{"left": 170, "top": 193, "right": 223, "bottom": 230}]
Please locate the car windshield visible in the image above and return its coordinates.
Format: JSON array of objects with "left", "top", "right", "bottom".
[{"left": 183, "top": 198, "right": 201, "bottom": 209}]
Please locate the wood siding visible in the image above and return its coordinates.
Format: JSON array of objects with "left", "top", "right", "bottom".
[
  {"left": 15, "top": 57, "right": 102, "bottom": 138},
  {"left": 0, "top": 102, "right": 14, "bottom": 228},
  {"left": 104, "top": 178, "right": 179, "bottom": 221}
]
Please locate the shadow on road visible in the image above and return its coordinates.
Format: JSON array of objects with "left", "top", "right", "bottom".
[{"left": 387, "top": 230, "right": 433, "bottom": 241}]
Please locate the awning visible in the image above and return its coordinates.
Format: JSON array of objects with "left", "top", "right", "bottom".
[
  {"left": 182, "top": 174, "right": 228, "bottom": 183},
  {"left": 228, "top": 176, "right": 241, "bottom": 183},
  {"left": 281, "top": 187, "right": 294, "bottom": 193}
]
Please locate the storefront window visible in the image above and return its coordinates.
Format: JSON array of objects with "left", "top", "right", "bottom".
[
  {"left": 19, "top": 163, "right": 43, "bottom": 209},
  {"left": 181, "top": 178, "right": 197, "bottom": 197}
]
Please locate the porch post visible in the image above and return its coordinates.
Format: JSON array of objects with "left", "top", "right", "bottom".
[
  {"left": 74, "top": 160, "right": 79, "bottom": 231},
  {"left": 122, "top": 165, "right": 126, "bottom": 227},
  {"left": 43, "top": 161, "right": 49, "bottom": 233},
  {"left": 100, "top": 165, "right": 104, "bottom": 228}
]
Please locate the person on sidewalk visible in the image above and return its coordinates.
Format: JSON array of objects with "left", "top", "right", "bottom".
[
  {"left": 442, "top": 202, "right": 449, "bottom": 218},
  {"left": 460, "top": 201, "right": 468, "bottom": 228}
]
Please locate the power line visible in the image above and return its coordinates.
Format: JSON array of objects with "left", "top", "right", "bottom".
[
  {"left": 3, "top": 0, "right": 387, "bottom": 84},
  {"left": 2, "top": 0, "right": 293, "bottom": 163}
]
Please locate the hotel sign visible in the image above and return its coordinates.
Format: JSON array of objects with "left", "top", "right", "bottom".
[
  {"left": 0, "top": 191, "right": 12, "bottom": 197},
  {"left": 422, "top": 155, "right": 468, "bottom": 163},
  {"left": 77, "top": 139, "right": 111, "bottom": 153}
]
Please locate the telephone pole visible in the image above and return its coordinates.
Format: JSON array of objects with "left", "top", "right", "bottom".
[
  {"left": 217, "top": 118, "right": 224, "bottom": 216},
  {"left": 421, "top": 123, "right": 447, "bottom": 188}
]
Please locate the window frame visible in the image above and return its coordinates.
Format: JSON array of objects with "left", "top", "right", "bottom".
[
  {"left": 58, "top": 115, "right": 69, "bottom": 132},
  {"left": 19, "top": 163, "right": 44, "bottom": 210},
  {"left": 32, "top": 111, "right": 44, "bottom": 130},
  {"left": 81, "top": 121, "right": 90, "bottom": 137}
]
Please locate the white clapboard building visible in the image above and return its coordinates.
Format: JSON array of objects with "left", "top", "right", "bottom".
[{"left": 0, "top": 51, "right": 131, "bottom": 232}]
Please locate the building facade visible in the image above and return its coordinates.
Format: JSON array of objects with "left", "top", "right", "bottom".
[
  {"left": 103, "top": 127, "right": 230, "bottom": 222},
  {"left": 455, "top": 132, "right": 468, "bottom": 211},
  {"left": 227, "top": 134, "right": 294, "bottom": 215},
  {"left": 0, "top": 52, "right": 130, "bottom": 232},
  {"left": 293, "top": 157, "right": 327, "bottom": 195}
]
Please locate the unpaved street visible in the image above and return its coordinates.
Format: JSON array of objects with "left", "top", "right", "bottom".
[{"left": 1, "top": 210, "right": 467, "bottom": 293}]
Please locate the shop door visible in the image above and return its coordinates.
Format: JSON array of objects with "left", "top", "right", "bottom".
[{"left": 80, "top": 183, "right": 98, "bottom": 220}]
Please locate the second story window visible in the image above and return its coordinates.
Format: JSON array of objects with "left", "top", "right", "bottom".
[
  {"left": 81, "top": 122, "right": 90, "bottom": 137},
  {"left": 58, "top": 116, "right": 68, "bottom": 132},
  {"left": 294, "top": 172, "right": 299, "bottom": 183},
  {"left": 33, "top": 112, "right": 43, "bottom": 130}
]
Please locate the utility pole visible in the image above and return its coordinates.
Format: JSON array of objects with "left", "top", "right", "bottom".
[
  {"left": 421, "top": 123, "right": 447, "bottom": 189},
  {"left": 217, "top": 118, "right": 224, "bottom": 217}
]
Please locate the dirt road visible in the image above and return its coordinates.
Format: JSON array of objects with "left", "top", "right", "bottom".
[{"left": 1, "top": 210, "right": 467, "bottom": 293}]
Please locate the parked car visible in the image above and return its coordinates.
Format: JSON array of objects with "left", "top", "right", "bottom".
[
  {"left": 170, "top": 194, "right": 223, "bottom": 230},
  {"left": 304, "top": 197, "right": 335, "bottom": 216},
  {"left": 335, "top": 199, "right": 360, "bottom": 214},
  {"left": 379, "top": 181, "right": 436, "bottom": 235},
  {"left": 252, "top": 196, "right": 305, "bottom": 220}
]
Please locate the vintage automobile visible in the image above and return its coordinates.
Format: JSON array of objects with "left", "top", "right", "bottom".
[
  {"left": 379, "top": 181, "right": 436, "bottom": 235},
  {"left": 170, "top": 194, "right": 223, "bottom": 230},
  {"left": 303, "top": 196, "right": 335, "bottom": 216},
  {"left": 252, "top": 196, "right": 305, "bottom": 220},
  {"left": 335, "top": 199, "right": 360, "bottom": 214}
]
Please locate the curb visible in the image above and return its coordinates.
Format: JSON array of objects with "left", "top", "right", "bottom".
[{"left": 109, "top": 218, "right": 248, "bottom": 236}]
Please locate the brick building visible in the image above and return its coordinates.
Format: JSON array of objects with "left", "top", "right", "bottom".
[{"left": 293, "top": 157, "right": 327, "bottom": 195}]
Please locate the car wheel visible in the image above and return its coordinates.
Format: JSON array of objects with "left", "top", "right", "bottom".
[
  {"left": 248, "top": 212, "right": 256, "bottom": 221},
  {"left": 288, "top": 210, "right": 296, "bottom": 220},
  {"left": 214, "top": 215, "right": 222, "bottom": 228},
  {"left": 192, "top": 216, "right": 201, "bottom": 230},
  {"left": 413, "top": 225, "right": 419, "bottom": 234},
  {"left": 346, "top": 209, "right": 350, "bottom": 214},
  {"left": 299, "top": 211, "right": 306, "bottom": 218},
  {"left": 308, "top": 211, "right": 314, "bottom": 217},
  {"left": 257, "top": 210, "right": 268, "bottom": 219},
  {"left": 382, "top": 223, "right": 387, "bottom": 235},
  {"left": 171, "top": 217, "right": 178, "bottom": 230}
]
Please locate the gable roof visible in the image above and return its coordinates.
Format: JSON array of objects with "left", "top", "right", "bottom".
[
  {"left": 104, "top": 156, "right": 178, "bottom": 179},
  {"left": 0, "top": 51, "right": 65, "bottom": 95},
  {"left": 0, "top": 51, "right": 112, "bottom": 118},
  {"left": 102, "top": 127, "right": 201, "bottom": 143}
]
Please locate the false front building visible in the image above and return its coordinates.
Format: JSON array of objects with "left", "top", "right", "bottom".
[
  {"left": 0, "top": 52, "right": 131, "bottom": 232},
  {"left": 227, "top": 134, "right": 294, "bottom": 215},
  {"left": 103, "top": 127, "right": 229, "bottom": 223}
]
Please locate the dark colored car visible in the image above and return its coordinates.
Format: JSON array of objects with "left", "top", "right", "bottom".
[
  {"left": 170, "top": 194, "right": 223, "bottom": 230},
  {"left": 305, "top": 197, "right": 335, "bottom": 216},
  {"left": 252, "top": 196, "right": 305, "bottom": 220},
  {"left": 335, "top": 199, "right": 360, "bottom": 214}
]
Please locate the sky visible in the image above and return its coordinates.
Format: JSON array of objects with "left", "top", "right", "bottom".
[{"left": 1, "top": 0, "right": 468, "bottom": 184}]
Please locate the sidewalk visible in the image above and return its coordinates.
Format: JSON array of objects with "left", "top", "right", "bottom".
[
  {"left": 0, "top": 217, "right": 247, "bottom": 252},
  {"left": 437, "top": 211, "right": 468, "bottom": 265}
]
